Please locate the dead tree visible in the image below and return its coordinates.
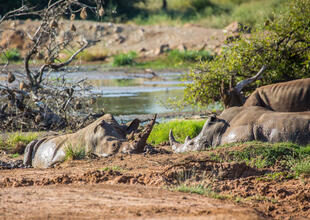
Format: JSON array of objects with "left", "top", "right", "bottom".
[{"left": 0, "top": 0, "right": 105, "bottom": 131}]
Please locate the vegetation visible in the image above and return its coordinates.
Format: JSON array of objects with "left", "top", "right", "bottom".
[
  {"left": 0, "top": 0, "right": 286, "bottom": 28},
  {"left": 64, "top": 144, "right": 86, "bottom": 161},
  {"left": 183, "top": 0, "right": 310, "bottom": 107},
  {"left": 211, "top": 141, "right": 310, "bottom": 177},
  {"left": 112, "top": 51, "right": 138, "bottom": 66},
  {"left": 111, "top": 49, "right": 213, "bottom": 69},
  {"left": 174, "top": 184, "right": 229, "bottom": 200},
  {"left": 133, "top": 0, "right": 286, "bottom": 28},
  {"left": 147, "top": 119, "right": 205, "bottom": 145},
  {"left": 0, "top": 48, "right": 22, "bottom": 63},
  {"left": 0, "top": 132, "right": 38, "bottom": 152}
]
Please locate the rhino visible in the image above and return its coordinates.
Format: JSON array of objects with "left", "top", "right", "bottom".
[
  {"left": 221, "top": 66, "right": 310, "bottom": 111},
  {"left": 24, "top": 114, "right": 156, "bottom": 168},
  {"left": 169, "top": 106, "right": 310, "bottom": 153}
]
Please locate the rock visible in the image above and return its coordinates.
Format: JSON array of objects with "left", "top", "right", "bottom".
[
  {"left": 154, "top": 44, "right": 170, "bottom": 55},
  {"left": 140, "top": 48, "right": 147, "bottom": 52},
  {"left": 114, "top": 26, "right": 123, "bottom": 33},
  {"left": 223, "top": 21, "right": 251, "bottom": 34},
  {"left": 177, "top": 44, "right": 187, "bottom": 52}
]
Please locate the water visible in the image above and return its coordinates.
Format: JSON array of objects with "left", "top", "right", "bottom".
[{"left": 64, "top": 69, "right": 192, "bottom": 116}]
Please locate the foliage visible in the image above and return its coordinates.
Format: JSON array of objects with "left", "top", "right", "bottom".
[
  {"left": 0, "top": 49, "right": 22, "bottom": 62},
  {"left": 0, "top": 132, "right": 38, "bottom": 153},
  {"left": 133, "top": 0, "right": 286, "bottom": 28},
  {"left": 183, "top": 0, "right": 310, "bottom": 107},
  {"left": 65, "top": 144, "right": 86, "bottom": 161},
  {"left": 167, "top": 50, "right": 213, "bottom": 64},
  {"left": 291, "top": 158, "right": 310, "bottom": 177},
  {"left": 112, "top": 51, "right": 138, "bottom": 66},
  {"left": 147, "top": 119, "right": 205, "bottom": 145}
]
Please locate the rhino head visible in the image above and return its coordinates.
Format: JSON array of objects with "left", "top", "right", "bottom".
[
  {"left": 24, "top": 114, "right": 157, "bottom": 168},
  {"left": 169, "top": 115, "right": 229, "bottom": 153}
]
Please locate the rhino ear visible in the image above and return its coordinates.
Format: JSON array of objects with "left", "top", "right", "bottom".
[
  {"left": 210, "top": 114, "right": 217, "bottom": 122},
  {"left": 126, "top": 118, "right": 140, "bottom": 134}
]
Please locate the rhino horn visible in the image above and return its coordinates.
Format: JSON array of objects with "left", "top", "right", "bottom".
[
  {"left": 169, "top": 130, "right": 182, "bottom": 151},
  {"left": 234, "top": 65, "right": 266, "bottom": 93},
  {"left": 131, "top": 114, "right": 157, "bottom": 153},
  {"left": 184, "top": 136, "right": 191, "bottom": 143}
]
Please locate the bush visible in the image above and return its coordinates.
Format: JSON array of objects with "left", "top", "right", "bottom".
[
  {"left": 183, "top": 0, "right": 310, "bottom": 107},
  {"left": 0, "top": 49, "right": 22, "bottom": 62},
  {"left": 112, "top": 51, "right": 137, "bottom": 66},
  {"left": 167, "top": 50, "right": 213, "bottom": 63}
]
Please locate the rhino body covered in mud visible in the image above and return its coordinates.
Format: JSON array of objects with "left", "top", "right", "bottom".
[
  {"left": 24, "top": 114, "right": 156, "bottom": 168},
  {"left": 170, "top": 106, "right": 310, "bottom": 153},
  {"left": 222, "top": 66, "right": 310, "bottom": 111}
]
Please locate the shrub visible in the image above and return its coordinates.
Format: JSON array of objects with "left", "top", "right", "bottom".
[
  {"left": 0, "top": 49, "right": 22, "bottom": 62},
  {"left": 112, "top": 51, "right": 137, "bottom": 66}
]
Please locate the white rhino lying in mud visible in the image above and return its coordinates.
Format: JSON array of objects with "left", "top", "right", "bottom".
[
  {"left": 170, "top": 106, "right": 310, "bottom": 153},
  {"left": 24, "top": 114, "right": 156, "bottom": 168}
]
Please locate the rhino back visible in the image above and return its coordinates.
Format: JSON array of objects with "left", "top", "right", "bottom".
[
  {"left": 254, "top": 112, "right": 310, "bottom": 145},
  {"left": 244, "top": 78, "right": 310, "bottom": 111},
  {"left": 220, "top": 106, "right": 268, "bottom": 145}
]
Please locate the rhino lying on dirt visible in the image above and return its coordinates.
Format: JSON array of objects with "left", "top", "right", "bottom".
[
  {"left": 170, "top": 106, "right": 310, "bottom": 153},
  {"left": 24, "top": 114, "right": 156, "bottom": 168}
]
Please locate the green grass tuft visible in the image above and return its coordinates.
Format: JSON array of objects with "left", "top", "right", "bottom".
[
  {"left": 291, "top": 158, "right": 310, "bottom": 177},
  {"left": 112, "top": 51, "right": 138, "bottom": 66},
  {"left": 147, "top": 119, "right": 205, "bottom": 145},
  {"left": 65, "top": 144, "right": 86, "bottom": 161},
  {"left": 174, "top": 184, "right": 229, "bottom": 200}
]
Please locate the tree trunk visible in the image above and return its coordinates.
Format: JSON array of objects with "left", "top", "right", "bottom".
[{"left": 162, "top": 0, "right": 167, "bottom": 10}]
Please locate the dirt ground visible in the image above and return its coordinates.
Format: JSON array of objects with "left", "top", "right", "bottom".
[
  {"left": 0, "top": 19, "right": 226, "bottom": 59},
  {"left": 1, "top": 145, "right": 309, "bottom": 220}
]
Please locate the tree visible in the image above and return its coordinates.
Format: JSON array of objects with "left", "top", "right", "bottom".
[
  {"left": 0, "top": 0, "right": 103, "bottom": 131},
  {"left": 182, "top": 0, "right": 310, "bottom": 108}
]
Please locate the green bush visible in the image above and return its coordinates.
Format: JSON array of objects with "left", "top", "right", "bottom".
[
  {"left": 147, "top": 119, "right": 205, "bottom": 145},
  {"left": 112, "top": 51, "right": 138, "bottom": 66},
  {"left": 167, "top": 50, "right": 213, "bottom": 63},
  {"left": 0, "top": 49, "right": 22, "bottom": 62},
  {"left": 183, "top": 0, "right": 310, "bottom": 107}
]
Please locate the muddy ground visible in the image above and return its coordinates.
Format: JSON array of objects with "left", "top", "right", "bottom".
[{"left": 1, "top": 145, "right": 309, "bottom": 220}]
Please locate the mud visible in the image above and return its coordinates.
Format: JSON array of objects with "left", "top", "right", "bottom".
[{"left": 0, "top": 146, "right": 309, "bottom": 219}]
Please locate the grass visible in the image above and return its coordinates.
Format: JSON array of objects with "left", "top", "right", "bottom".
[
  {"left": 64, "top": 144, "right": 86, "bottom": 161},
  {"left": 209, "top": 141, "right": 310, "bottom": 177},
  {"left": 0, "top": 132, "right": 39, "bottom": 152},
  {"left": 110, "top": 49, "right": 213, "bottom": 69},
  {"left": 174, "top": 184, "right": 230, "bottom": 200},
  {"left": 132, "top": 0, "right": 287, "bottom": 28},
  {"left": 147, "top": 119, "right": 205, "bottom": 145},
  {"left": 112, "top": 51, "right": 138, "bottom": 66}
]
